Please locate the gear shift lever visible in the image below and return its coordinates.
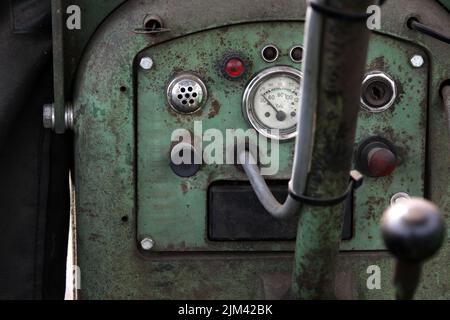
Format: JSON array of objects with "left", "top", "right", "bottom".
[{"left": 381, "top": 198, "right": 446, "bottom": 299}]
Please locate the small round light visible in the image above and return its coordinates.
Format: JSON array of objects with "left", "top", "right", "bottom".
[
  {"left": 290, "top": 45, "right": 303, "bottom": 63},
  {"left": 261, "top": 45, "right": 279, "bottom": 63},
  {"left": 225, "top": 58, "right": 245, "bottom": 78}
]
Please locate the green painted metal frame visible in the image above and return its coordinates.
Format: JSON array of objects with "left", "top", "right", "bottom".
[
  {"left": 63, "top": 0, "right": 449, "bottom": 299},
  {"left": 137, "top": 22, "right": 301, "bottom": 252},
  {"left": 51, "top": 0, "right": 126, "bottom": 133},
  {"left": 136, "top": 24, "right": 427, "bottom": 253}
]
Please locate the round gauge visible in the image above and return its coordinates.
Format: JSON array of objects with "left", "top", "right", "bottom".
[{"left": 242, "top": 66, "right": 302, "bottom": 140}]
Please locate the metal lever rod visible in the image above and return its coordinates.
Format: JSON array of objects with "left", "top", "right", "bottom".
[
  {"left": 239, "top": 0, "right": 375, "bottom": 299},
  {"left": 51, "top": 0, "right": 67, "bottom": 134},
  {"left": 238, "top": 151, "right": 301, "bottom": 218},
  {"left": 236, "top": 0, "right": 325, "bottom": 219},
  {"left": 291, "top": 0, "right": 374, "bottom": 299},
  {"left": 381, "top": 198, "right": 446, "bottom": 299}
]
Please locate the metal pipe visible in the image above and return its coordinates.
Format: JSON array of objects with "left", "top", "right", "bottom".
[
  {"left": 51, "top": 0, "right": 67, "bottom": 134},
  {"left": 239, "top": 151, "right": 300, "bottom": 218},
  {"left": 238, "top": 0, "right": 324, "bottom": 219},
  {"left": 240, "top": 0, "right": 374, "bottom": 298},
  {"left": 291, "top": 0, "right": 374, "bottom": 299},
  {"left": 289, "top": 0, "right": 323, "bottom": 195}
]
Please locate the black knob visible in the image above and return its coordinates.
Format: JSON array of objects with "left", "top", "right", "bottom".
[
  {"left": 169, "top": 142, "right": 202, "bottom": 178},
  {"left": 381, "top": 198, "right": 445, "bottom": 263},
  {"left": 381, "top": 198, "right": 445, "bottom": 299}
]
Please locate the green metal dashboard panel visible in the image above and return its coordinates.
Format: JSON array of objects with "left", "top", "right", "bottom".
[
  {"left": 71, "top": 0, "right": 450, "bottom": 299},
  {"left": 344, "top": 38, "right": 428, "bottom": 250},
  {"left": 137, "top": 23, "right": 301, "bottom": 252},
  {"left": 136, "top": 23, "right": 427, "bottom": 252}
]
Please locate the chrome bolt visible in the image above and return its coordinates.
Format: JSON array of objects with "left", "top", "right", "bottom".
[
  {"left": 410, "top": 55, "right": 424, "bottom": 68},
  {"left": 43, "top": 103, "right": 55, "bottom": 129},
  {"left": 65, "top": 103, "right": 74, "bottom": 130},
  {"left": 140, "top": 237, "right": 155, "bottom": 251},
  {"left": 390, "top": 192, "right": 411, "bottom": 205},
  {"left": 139, "top": 57, "right": 154, "bottom": 70},
  {"left": 43, "top": 103, "right": 74, "bottom": 130}
]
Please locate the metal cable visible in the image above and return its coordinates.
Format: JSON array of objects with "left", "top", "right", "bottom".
[
  {"left": 308, "top": 0, "right": 386, "bottom": 20},
  {"left": 409, "top": 18, "right": 450, "bottom": 45}
]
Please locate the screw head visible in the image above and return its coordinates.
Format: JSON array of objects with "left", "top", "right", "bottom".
[
  {"left": 140, "top": 237, "right": 155, "bottom": 250},
  {"left": 410, "top": 55, "right": 424, "bottom": 68},
  {"left": 139, "top": 57, "right": 154, "bottom": 70}
]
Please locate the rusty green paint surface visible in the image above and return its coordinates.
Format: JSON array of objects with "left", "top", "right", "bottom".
[
  {"left": 137, "top": 22, "right": 302, "bottom": 252},
  {"left": 341, "top": 38, "right": 428, "bottom": 251},
  {"left": 136, "top": 27, "right": 427, "bottom": 252},
  {"left": 51, "top": 0, "right": 125, "bottom": 132},
  {"left": 71, "top": 0, "right": 450, "bottom": 299}
]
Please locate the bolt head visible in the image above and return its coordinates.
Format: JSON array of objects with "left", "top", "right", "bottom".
[
  {"left": 410, "top": 55, "right": 424, "bottom": 68},
  {"left": 139, "top": 57, "right": 154, "bottom": 70},
  {"left": 140, "top": 237, "right": 155, "bottom": 250},
  {"left": 43, "top": 103, "right": 55, "bottom": 129}
]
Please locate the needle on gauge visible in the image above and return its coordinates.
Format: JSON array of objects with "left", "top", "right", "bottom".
[{"left": 263, "top": 95, "right": 286, "bottom": 121}]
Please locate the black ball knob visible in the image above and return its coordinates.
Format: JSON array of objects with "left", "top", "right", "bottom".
[{"left": 381, "top": 198, "right": 446, "bottom": 263}]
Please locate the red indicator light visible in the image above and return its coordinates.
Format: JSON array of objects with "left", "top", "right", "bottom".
[
  {"left": 367, "top": 147, "right": 397, "bottom": 177},
  {"left": 225, "top": 58, "right": 245, "bottom": 77}
]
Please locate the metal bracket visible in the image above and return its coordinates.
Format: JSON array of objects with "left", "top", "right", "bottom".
[{"left": 50, "top": 0, "right": 67, "bottom": 133}]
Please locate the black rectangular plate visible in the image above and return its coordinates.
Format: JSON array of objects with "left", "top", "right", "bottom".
[{"left": 208, "top": 181, "right": 353, "bottom": 241}]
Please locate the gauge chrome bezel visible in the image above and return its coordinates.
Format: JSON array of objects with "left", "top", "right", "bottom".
[
  {"left": 242, "top": 66, "right": 303, "bottom": 140},
  {"left": 261, "top": 44, "right": 279, "bottom": 63}
]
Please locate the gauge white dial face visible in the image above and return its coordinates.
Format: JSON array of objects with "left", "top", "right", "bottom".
[
  {"left": 243, "top": 67, "right": 302, "bottom": 140},
  {"left": 253, "top": 75, "right": 300, "bottom": 130}
]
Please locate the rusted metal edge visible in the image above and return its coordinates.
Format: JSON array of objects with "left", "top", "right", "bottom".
[{"left": 51, "top": 0, "right": 66, "bottom": 134}]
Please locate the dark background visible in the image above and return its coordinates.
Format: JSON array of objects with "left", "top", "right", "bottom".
[{"left": 0, "top": 0, "right": 71, "bottom": 299}]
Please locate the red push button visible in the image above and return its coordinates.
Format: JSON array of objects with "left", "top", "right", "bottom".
[
  {"left": 225, "top": 58, "right": 245, "bottom": 78},
  {"left": 367, "top": 147, "right": 397, "bottom": 177}
]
